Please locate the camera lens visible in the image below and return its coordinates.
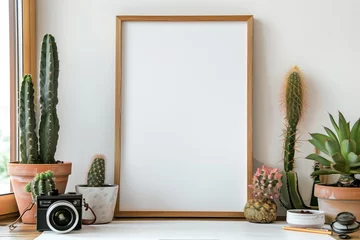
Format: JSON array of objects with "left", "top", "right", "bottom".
[
  {"left": 53, "top": 209, "right": 72, "bottom": 226},
  {"left": 46, "top": 200, "right": 79, "bottom": 234}
]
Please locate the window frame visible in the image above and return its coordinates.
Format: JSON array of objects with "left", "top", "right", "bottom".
[{"left": 0, "top": 0, "right": 37, "bottom": 217}]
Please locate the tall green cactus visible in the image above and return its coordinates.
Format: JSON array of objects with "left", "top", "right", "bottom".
[
  {"left": 25, "top": 170, "right": 56, "bottom": 201},
  {"left": 279, "top": 66, "right": 309, "bottom": 209},
  {"left": 87, "top": 156, "right": 105, "bottom": 187},
  {"left": 18, "top": 34, "right": 60, "bottom": 164},
  {"left": 39, "top": 34, "right": 60, "bottom": 164},
  {"left": 19, "top": 75, "right": 39, "bottom": 164}
]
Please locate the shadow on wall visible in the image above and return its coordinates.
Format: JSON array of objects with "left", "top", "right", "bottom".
[{"left": 253, "top": 157, "right": 287, "bottom": 217}]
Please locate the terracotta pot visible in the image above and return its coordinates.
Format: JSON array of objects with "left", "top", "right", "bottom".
[
  {"left": 8, "top": 162, "right": 72, "bottom": 224},
  {"left": 315, "top": 184, "right": 360, "bottom": 223},
  {"left": 75, "top": 184, "right": 118, "bottom": 224}
]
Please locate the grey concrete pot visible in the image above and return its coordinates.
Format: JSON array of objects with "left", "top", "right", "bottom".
[{"left": 75, "top": 184, "right": 118, "bottom": 224}]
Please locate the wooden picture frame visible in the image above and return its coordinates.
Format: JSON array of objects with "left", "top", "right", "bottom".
[{"left": 114, "top": 15, "right": 253, "bottom": 218}]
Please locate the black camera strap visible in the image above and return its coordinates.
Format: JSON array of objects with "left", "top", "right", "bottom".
[{"left": 8, "top": 198, "right": 97, "bottom": 231}]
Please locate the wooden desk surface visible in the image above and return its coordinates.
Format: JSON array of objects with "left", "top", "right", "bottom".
[{"left": 1, "top": 217, "right": 359, "bottom": 239}]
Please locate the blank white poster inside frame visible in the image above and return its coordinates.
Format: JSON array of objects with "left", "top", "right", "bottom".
[{"left": 114, "top": 15, "right": 253, "bottom": 218}]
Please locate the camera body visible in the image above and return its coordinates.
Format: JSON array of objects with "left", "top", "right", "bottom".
[{"left": 37, "top": 190, "right": 82, "bottom": 233}]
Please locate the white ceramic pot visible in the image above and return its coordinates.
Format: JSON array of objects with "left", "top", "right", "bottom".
[
  {"left": 75, "top": 184, "right": 118, "bottom": 224},
  {"left": 286, "top": 209, "right": 325, "bottom": 228}
]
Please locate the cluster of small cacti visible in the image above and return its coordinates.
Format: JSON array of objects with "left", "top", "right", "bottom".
[
  {"left": 248, "top": 165, "right": 283, "bottom": 200},
  {"left": 19, "top": 34, "right": 60, "bottom": 164},
  {"left": 24, "top": 170, "right": 56, "bottom": 201},
  {"left": 279, "top": 66, "right": 309, "bottom": 210},
  {"left": 87, "top": 156, "right": 105, "bottom": 187}
]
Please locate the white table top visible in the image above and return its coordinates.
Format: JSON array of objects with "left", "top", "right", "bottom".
[{"left": 35, "top": 220, "right": 335, "bottom": 240}]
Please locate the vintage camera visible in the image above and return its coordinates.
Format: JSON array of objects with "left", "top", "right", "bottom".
[{"left": 37, "top": 189, "right": 82, "bottom": 233}]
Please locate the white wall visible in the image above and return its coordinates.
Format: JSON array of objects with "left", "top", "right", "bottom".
[{"left": 37, "top": 0, "right": 360, "bottom": 211}]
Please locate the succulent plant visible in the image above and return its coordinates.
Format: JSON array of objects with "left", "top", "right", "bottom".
[
  {"left": 248, "top": 165, "right": 283, "bottom": 199},
  {"left": 87, "top": 156, "right": 105, "bottom": 187},
  {"left": 305, "top": 111, "right": 360, "bottom": 187},
  {"left": 245, "top": 165, "right": 281, "bottom": 223},
  {"left": 24, "top": 170, "right": 56, "bottom": 201},
  {"left": 279, "top": 66, "right": 309, "bottom": 209},
  {"left": 19, "top": 34, "right": 60, "bottom": 164}
]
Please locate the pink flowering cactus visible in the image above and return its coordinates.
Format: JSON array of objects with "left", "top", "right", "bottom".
[{"left": 248, "top": 165, "right": 283, "bottom": 200}]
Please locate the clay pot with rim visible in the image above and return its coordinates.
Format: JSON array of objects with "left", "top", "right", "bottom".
[
  {"left": 315, "top": 184, "right": 360, "bottom": 223},
  {"left": 8, "top": 162, "right": 72, "bottom": 224}
]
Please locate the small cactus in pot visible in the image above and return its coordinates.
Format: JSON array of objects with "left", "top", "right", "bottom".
[
  {"left": 24, "top": 170, "right": 56, "bottom": 201},
  {"left": 87, "top": 157, "right": 105, "bottom": 187},
  {"left": 244, "top": 165, "right": 283, "bottom": 223},
  {"left": 75, "top": 155, "right": 118, "bottom": 224}
]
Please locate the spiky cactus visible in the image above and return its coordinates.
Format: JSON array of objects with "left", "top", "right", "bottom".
[
  {"left": 279, "top": 66, "right": 309, "bottom": 209},
  {"left": 87, "top": 157, "right": 105, "bottom": 187},
  {"left": 25, "top": 170, "right": 56, "bottom": 201},
  {"left": 39, "top": 34, "right": 60, "bottom": 164},
  {"left": 19, "top": 75, "right": 39, "bottom": 164},
  {"left": 18, "top": 34, "right": 60, "bottom": 164},
  {"left": 244, "top": 165, "right": 282, "bottom": 223}
]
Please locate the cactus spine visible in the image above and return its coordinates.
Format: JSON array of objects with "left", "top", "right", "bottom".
[
  {"left": 87, "top": 156, "right": 105, "bottom": 187},
  {"left": 19, "top": 75, "right": 39, "bottom": 163},
  {"left": 39, "top": 34, "right": 60, "bottom": 164},
  {"left": 25, "top": 170, "right": 56, "bottom": 201},
  {"left": 279, "top": 66, "right": 309, "bottom": 209},
  {"left": 18, "top": 34, "right": 60, "bottom": 164}
]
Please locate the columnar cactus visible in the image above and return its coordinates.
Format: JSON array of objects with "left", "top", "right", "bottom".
[
  {"left": 279, "top": 66, "right": 309, "bottom": 209},
  {"left": 25, "top": 170, "right": 56, "bottom": 201},
  {"left": 39, "top": 34, "right": 60, "bottom": 164},
  {"left": 19, "top": 75, "right": 39, "bottom": 164},
  {"left": 19, "top": 34, "right": 60, "bottom": 164},
  {"left": 87, "top": 156, "right": 105, "bottom": 187}
]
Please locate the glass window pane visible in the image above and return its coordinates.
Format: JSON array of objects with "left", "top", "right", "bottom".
[{"left": 0, "top": 0, "right": 11, "bottom": 194}]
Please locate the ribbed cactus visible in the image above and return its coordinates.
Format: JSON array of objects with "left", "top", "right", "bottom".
[
  {"left": 87, "top": 157, "right": 105, "bottom": 187},
  {"left": 39, "top": 34, "right": 60, "bottom": 164},
  {"left": 18, "top": 34, "right": 60, "bottom": 164},
  {"left": 19, "top": 75, "right": 39, "bottom": 164},
  {"left": 279, "top": 66, "right": 309, "bottom": 209},
  {"left": 25, "top": 170, "right": 56, "bottom": 201}
]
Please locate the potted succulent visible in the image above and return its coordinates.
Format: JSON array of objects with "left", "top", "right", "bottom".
[
  {"left": 305, "top": 111, "right": 360, "bottom": 223},
  {"left": 244, "top": 165, "right": 283, "bottom": 223},
  {"left": 7, "top": 34, "right": 72, "bottom": 224},
  {"left": 75, "top": 155, "right": 118, "bottom": 224}
]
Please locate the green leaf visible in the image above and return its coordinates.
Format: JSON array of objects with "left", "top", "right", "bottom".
[
  {"left": 350, "top": 118, "right": 360, "bottom": 140},
  {"left": 311, "top": 169, "right": 340, "bottom": 177},
  {"left": 348, "top": 152, "right": 360, "bottom": 165},
  {"left": 287, "top": 171, "right": 309, "bottom": 209},
  {"left": 338, "top": 111, "right": 350, "bottom": 142},
  {"left": 324, "top": 126, "right": 339, "bottom": 143},
  {"left": 341, "top": 139, "right": 357, "bottom": 161},
  {"left": 332, "top": 163, "right": 350, "bottom": 173},
  {"left": 348, "top": 168, "right": 360, "bottom": 174},
  {"left": 325, "top": 139, "right": 340, "bottom": 156},
  {"left": 331, "top": 152, "right": 346, "bottom": 165},
  {"left": 305, "top": 153, "right": 332, "bottom": 167},
  {"left": 356, "top": 125, "right": 360, "bottom": 155},
  {"left": 309, "top": 133, "right": 329, "bottom": 154},
  {"left": 350, "top": 162, "right": 360, "bottom": 167},
  {"left": 279, "top": 171, "right": 293, "bottom": 210},
  {"left": 329, "top": 113, "right": 339, "bottom": 135}
]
